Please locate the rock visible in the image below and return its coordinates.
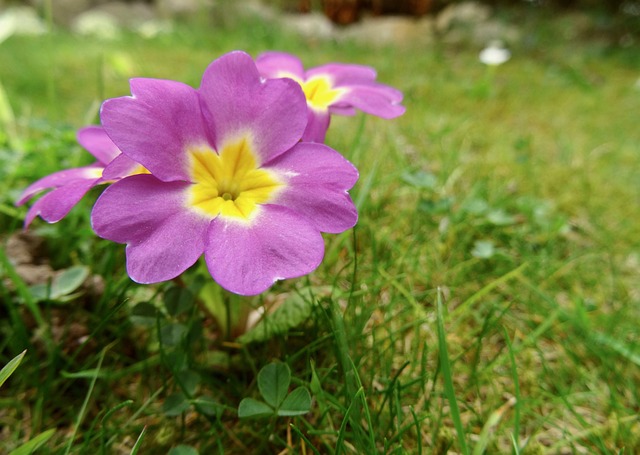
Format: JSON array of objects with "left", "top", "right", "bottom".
[
  {"left": 90, "top": 1, "right": 157, "bottom": 28},
  {"left": 0, "top": 6, "right": 47, "bottom": 43},
  {"left": 340, "top": 15, "right": 436, "bottom": 47},
  {"left": 4, "top": 233, "right": 55, "bottom": 287},
  {"left": 157, "top": 0, "right": 215, "bottom": 20},
  {"left": 435, "top": 1, "right": 491, "bottom": 33},
  {"left": 35, "top": 0, "right": 93, "bottom": 26},
  {"left": 238, "top": 0, "right": 279, "bottom": 23},
  {"left": 71, "top": 1, "right": 160, "bottom": 38},
  {"left": 436, "top": 1, "right": 519, "bottom": 46},
  {"left": 280, "top": 11, "right": 335, "bottom": 41},
  {"left": 72, "top": 9, "right": 122, "bottom": 39}
]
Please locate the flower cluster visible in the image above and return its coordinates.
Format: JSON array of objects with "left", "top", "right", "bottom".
[{"left": 18, "top": 51, "right": 404, "bottom": 295}]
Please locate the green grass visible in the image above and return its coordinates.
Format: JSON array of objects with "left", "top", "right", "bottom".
[{"left": 1, "top": 5, "right": 640, "bottom": 454}]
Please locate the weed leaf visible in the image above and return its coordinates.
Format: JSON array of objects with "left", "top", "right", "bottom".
[
  {"left": 258, "top": 362, "right": 290, "bottom": 408},
  {"left": 238, "top": 398, "right": 274, "bottom": 418},
  {"left": 163, "top": 392, "right": 190, "bottom": 416},
  {"left": 238, "top": 290, "right": 315, "bottom": 343},
  {"left": 277, "top": 386, "right": 312, "bottom": 416},
  {"left": 168, "top": 445, "right": 199, "bottom": 455},
  {"left": 30, "top": 265, "right": 89, "bottom": 302}
]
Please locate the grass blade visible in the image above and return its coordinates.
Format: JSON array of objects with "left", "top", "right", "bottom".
[
  {"left": 290, "top": 423, "right": 322, "bottom": 455},
  {"left": 8, "top": 428, "right": 56, "bottom": 455},
  {"left": 335, "top": 387, "right": 365, "bottom": 455},
  {"left": 64, "top": 345, "right": 109, "bottom": 455},
  {"left": 436, "top": 288, "right": 470, "bottom": 455},
  {"left": 503, "top": 327, "right": 521, "bottom": 450},
  {"left": 472, "top": 397, "right": 515, "bottom": 455},
  {"left": 0, "top": 349, "right": 26, "bottom": 388},
  {"left": 451, "top": 263, "right": 527, "bottom": 317},
  {"left": 130, "top": 426, "right": 147, "bottom": 455}
]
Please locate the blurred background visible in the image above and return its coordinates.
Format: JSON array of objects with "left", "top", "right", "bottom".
[{"left": 1, "top": 0, "right": 639, "bottom": 45}]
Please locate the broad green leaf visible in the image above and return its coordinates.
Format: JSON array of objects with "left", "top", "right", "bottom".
[
  {"left": 164, "top": 287, "right": 195, "bottom": 317},
  {"left": 401, "top": 169, "right": 437, "bottom": 189},
  {"left": 164, "top": 350, "right": 188, "bottom": 372},
  {"left": 237, "top": 290, "right": 315, "bottom": 343},
  {"left": 277, "top": 387, "right": 312, "bottom": 417},
  {"left": 159, "top": 323, "right": 187, "bottom": 347},
  {"left": 471, "top": 240, "right": 496, "bottom": 259},
  {"left": 168, "top": 445, "right": 199, "bottom": 455},
  {"left": 197, "top": 277, "right": 243, "bottom": 339},
  {"left": 0, "top": 349, "right": 26, "bottom": 388},
  {"left": 417, "top": 197, "right": 453, "bottom": 215},
  {"left": 237, "top": 398, "right": 273, "bottom": 418},
  {"left": 29, "top": 265, "right": 89, "bottom": 302},
  {"left": 461, "top": 198, "right": 489, "bottom": 215},
  {"left": 130, "top": 302, "right": 159, "bottom": 327},
  {"left": 176, "top": 370, "right": 200, "bottom": 396},
  {"left": 162, "top": 392, "right": 190, "bottom": 417},
  {"left": 192, "top": 396, "right": 221, "bottom": 417},
  {"left": 8, "top": 428, "right": 55, "bottom": 455},
  {"left": 486, "top": 209, "right": 517, "bottom": 226},
  {"left": 51, "top": 265, "right": 89, "bottom": 296},
  {"left": 258, "top": 362, "right": 290, "bottom": 409}
]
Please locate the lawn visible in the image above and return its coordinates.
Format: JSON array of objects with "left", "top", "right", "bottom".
[{"left": 1, "top": 4, "right": 639, "bottom": 454}]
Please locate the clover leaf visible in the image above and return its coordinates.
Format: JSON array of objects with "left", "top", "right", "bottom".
[{"left": 238, "top": 362, "right": 312, "bottom": 419}]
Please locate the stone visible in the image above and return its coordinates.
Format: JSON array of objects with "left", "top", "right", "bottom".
[
  {"left": 435, "top": 1, "right": 491, "bottom": 33},
  {"left": 339, "top": 15, "right": 436, "bottom": 47},
  {"left": 34, "top": 0, "right": 92, "bottom": 26},
  {"left": 157, "top": 0, "right": 215, "bottom": 20},
  {"left": 435, "top": 1, "right": 520, "bottom": 46},
  {"left": 238, "top": 0, "right": 279, "bottom": 23},
  {"left": 280, "top": 11, "right": 335, "bottom": 41},
  {"left": 90, "top": 1, "right": 157, "bottom": 28},
  {"left": 0, "top": 6, "right": 47, "bottom": 44},
  {"left": 71, "top": 9, "right": 122, "bottom": 39}
]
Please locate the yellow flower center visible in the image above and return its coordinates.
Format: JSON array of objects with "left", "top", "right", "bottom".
[
  {"left": 132, "top": 165, "right": 151, "bottom": 176},
  {"left": 187, "top": 136, "right": 282, "bottom": 221},
  {"left": 301, "top": 76, "right": 345, "bottom": 110},
  {"left": 279, "top": 72, "right": 345, "bottom": 111}
]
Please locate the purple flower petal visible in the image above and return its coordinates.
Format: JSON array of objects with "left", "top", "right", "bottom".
[
  {"left": 91, "top": 174, "right": 209, "bottom": 283},
  {"left": 16, "top": 166, "right": 103, "bottom": 205},
  {"left": 101, "top": 153, "right": 146, "bottom": 181},
  {"left": 327, "top": 105, "right": 357, "bottom": 116},
  {"left": 205, "top": 205, "right": 325, "bottom": 295},
  {"left": 257, "top": 52, "right": 406, "bottom": 128},
  {"left": 307, "top": 63, "right": 377, "bottom": 86},
  {"left": 24, "top": 177, "right": 100, "bottom": 227},
  {"left": 199, "top": 51, "right": 307, "bottom": 164},
  {"left": 100, "top": 78, "right": 210, "bottom": 182},
  {"left": 303, "top": 109, "right": 331, "bottom": 143},
  {"left": 76, "top": 126, "right": 122, "bottom": 165},
  {"left": 266, "top": 142, "right": 358, "bottom": 233},
  {"left": 255, "top": 51, "right": 305, "bottom": 79},
  {"left": 338, "top": 85, "right": 406, "bottom": 119}
]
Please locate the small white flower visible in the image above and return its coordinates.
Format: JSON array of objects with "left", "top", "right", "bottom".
[{"left": 479, "top": 40, "right": 511, "bottom": 66}]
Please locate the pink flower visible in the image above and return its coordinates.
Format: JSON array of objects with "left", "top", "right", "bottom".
[
  {"left": 256, "top": 51, "right": 405, "bottom": 142},
  {"left": 91, "top": 51, "right": 358, "bottom": 295},
  {"left": 16, "top": 126, "right": 144, "bottom": 227}
]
